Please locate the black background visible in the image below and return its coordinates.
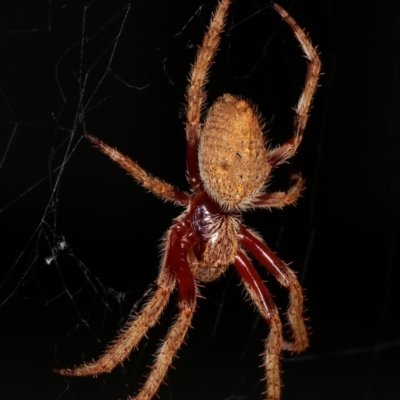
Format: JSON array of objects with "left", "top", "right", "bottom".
[{"left": 1, "top": 1, "right": 399, "bottom": 400}]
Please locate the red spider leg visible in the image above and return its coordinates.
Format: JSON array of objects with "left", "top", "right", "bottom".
[
  {"left": 132, "top": 218, "right": 197, "bottom": 400},
  {"left": 235, "top": 250, "right": 282, "bottom": 400},
  {"left": 266, "top": 4, "right": 321, "bottom": 167},
  {"left": 85, "top": 133, "right": 191, "bottom": 206},
  {"left": 254, "top": 173, "right": 305, "bottom": 208},
  {"left": 239, "top": 225, "right": 308, "bottom": 352},
  {"left": 185, "top": 0, "right": 231, "bottom": 192},
  {"left": 55, "top": 287, "right": 173, "bottom": 377},
  {"left": 55, "top": 220, "right": 196, "bottom": 382}
]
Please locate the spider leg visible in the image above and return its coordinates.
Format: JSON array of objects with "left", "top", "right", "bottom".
[
  {"left": 266, "top": 4, "right": 321, "bottom": 167},
  {"left": 235, "top": 249, "right": 283, "bottom": 400},
  {"left": 185, "top": 0, "right": 231, "bottom": 192},
  {"left": 239, "top": 225, "right": 308, "bottom": 353},
  {"left": 85, "top": 133, "right": 191, "bottom": 206},
  {"left": 254, "top": 173, "right": 305, "bottom": 209},
  {"left": 55, "top": 286, "right": 172, "bottom": 377},
  {"left": 131, "top": 218, "right": 197, "bottom": 400},
  {"left": 55, "top": 218, "right": 196, "bottom": 386}
]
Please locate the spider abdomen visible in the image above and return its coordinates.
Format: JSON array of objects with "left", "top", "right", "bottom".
[{"left": 199, "top": 94, "right": 271, "bottom": 210}]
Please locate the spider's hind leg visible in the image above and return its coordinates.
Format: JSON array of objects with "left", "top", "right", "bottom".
[
  {"left": 266, "top": 4, "right": 321, "bottom": 168},
  {"left": 185, "top": 0, "right": 231, "bottom": 192}
]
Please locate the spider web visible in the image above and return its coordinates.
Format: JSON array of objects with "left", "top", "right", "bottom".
[{"left": 1, "top": 1, "right": 399, "bottom": 400}]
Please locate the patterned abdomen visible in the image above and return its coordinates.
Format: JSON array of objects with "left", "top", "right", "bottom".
[{"left": 199, "top": 94, "right": 270, "bottom": 210}]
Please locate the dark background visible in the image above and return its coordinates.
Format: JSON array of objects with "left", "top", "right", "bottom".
[{"left": 1, "top": 1, "right": 399, "bottom": 399}]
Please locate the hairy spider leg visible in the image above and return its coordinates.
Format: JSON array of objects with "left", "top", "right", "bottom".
[
  {"left": 55, "top": 286, "right": 172, "bottom": 377},
  {"left": 131, "top": 218, "right": 197, "bottom": 400},
  {"left": 56, "top": 218, "right": 197, "bottom": 400},
  {"left": 84, "top": 133, "right": 190, "bottom": 206},
  {"left": 239, "top": 226, "right": 308, "bottom": 352},
  {"left": 185, "top": 0, "right": 231, "bottom": 192},
  {"left": 235, "top": 250, "right": 283, "bottom": 400},
  {"left": 266, "top": 4, "right": 321, "bottom": 168},
  {"left": 254, "top": 173, "right": 305, "bottom": 208}
]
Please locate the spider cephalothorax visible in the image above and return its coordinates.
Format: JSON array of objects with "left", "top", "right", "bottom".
[{"left": 56, "top": 1, "right": 321, "bottom": 400}]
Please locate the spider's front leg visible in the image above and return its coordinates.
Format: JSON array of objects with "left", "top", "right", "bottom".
[
  {"left": 130, "top": 217, "right": 197, "bottom": 400},
  {"left": 239, "top": 226, "right": 308, "bottom": 353},
  {"left": 56, "top": 217, "right": 197, "bottom": 400},
  {"left": 235, "top": 250, "right": 283, "bottom": 400}
]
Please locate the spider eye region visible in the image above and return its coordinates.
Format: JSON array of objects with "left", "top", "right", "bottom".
[{"left": 199, "top": 94, "right": 271, "bottom": 210}]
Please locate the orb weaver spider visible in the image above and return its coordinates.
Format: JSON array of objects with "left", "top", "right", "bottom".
[{"left": 56, "top": 1, "right": 321, "bottom": 399}]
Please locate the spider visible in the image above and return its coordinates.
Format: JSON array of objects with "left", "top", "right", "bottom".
[{"left": 55, "top": 1, "right": 321, "bottom": 399}]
